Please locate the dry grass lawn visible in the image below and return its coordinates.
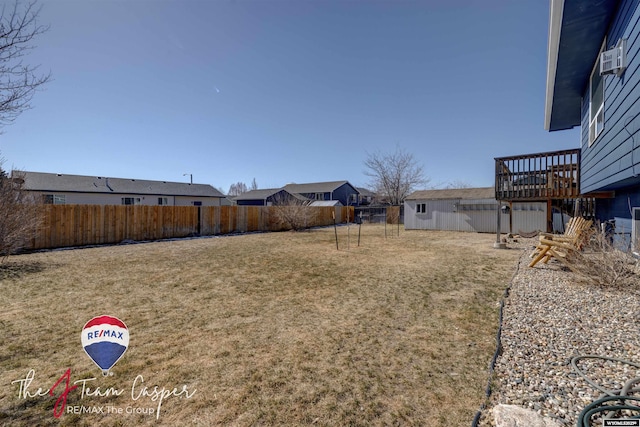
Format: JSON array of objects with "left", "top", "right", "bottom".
[{"left": 0, "top": 225, "right": 522, "bottom": 426}]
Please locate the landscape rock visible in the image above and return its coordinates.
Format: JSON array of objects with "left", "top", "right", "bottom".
[{"left": 493, "top": 404, "right": 563, "bottom": 427}]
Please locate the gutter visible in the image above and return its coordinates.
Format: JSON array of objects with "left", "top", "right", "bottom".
[{"left": 544, "top": 0, "right": 565, "bottom": 131}]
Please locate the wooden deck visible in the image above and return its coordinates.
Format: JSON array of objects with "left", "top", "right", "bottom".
[{"left": 495, "top": 149, "right": 581, "bottom": 201}]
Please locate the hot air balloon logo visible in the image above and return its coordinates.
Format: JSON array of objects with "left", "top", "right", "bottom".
[{"left": 81, "top": 315, "right": 129, "bottom": 376}]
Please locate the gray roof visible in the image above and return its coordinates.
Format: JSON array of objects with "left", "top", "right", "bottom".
[
  {"left": 356, "top": 187, "right": 375, "bottom": 197},
  {"left": 283, "top": 181, "right": 359, "bottom": 194},
  {"left": 406, "top": 187, "right": 495, "bottom": 201},
  {"left": 309, "top": 200, "right": 343, "bottom": 207},
  {"left": 17, "top": 171, "right": 225, "bottom": 197},
  {"left": 233, "top": 188, "right": 288, "bottom": 201}
]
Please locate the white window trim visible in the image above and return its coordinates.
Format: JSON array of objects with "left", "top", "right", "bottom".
[
  {"left": 122, "top": 197, "right": 140, "bottom": 205},
  {"left": 589, "top": 40, "right": 606, "bottom": 146},
  {"left": 44, "top": 194, "right": 66, "bottom": 204}
]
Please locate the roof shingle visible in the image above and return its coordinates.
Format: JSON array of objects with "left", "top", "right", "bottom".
[{"left": 17, "top": 171, "right": 225, "bottom": 197}]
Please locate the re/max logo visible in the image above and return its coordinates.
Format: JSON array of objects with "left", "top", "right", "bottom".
[{"left": 86, "top": 330, "right": 124, "bottom": 340}]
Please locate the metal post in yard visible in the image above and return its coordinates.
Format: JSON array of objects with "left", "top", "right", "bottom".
[
  {"left": 358, "top": 212, "right": 362, "bottom": 247},
  {"left": 332, "top": 210, "right": 339, "bottom": 250},
  {"left": 494, "top": 200, "right": 506, "bottom": 249},
  {"left": 509, "top": 201, "right": 513, "bottom": 235}
]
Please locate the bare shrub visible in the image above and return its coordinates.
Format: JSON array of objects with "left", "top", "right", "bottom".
[
  {"left": 269, "top": 195, "right": 318, "bottom": 231},
  {"left": 569, "top": 227, "right": 639, "bottom": 287},
  {"left": 0, "top": 168, "right": 42, "bottom": 258}
]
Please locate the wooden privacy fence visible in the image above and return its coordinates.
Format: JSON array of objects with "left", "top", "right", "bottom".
[{"left": 27, "top": 205, "right": 355, "bottom": 251}]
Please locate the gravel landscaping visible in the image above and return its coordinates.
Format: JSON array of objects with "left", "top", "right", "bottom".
[{"left": 479, "top": 239, "right": 640, "bottom": 426}]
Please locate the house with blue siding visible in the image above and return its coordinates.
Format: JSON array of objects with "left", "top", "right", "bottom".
[
  {"left": 545, "top": 0, "right": 640, "bottom": 233},
  {"left": 233, "top": 188, "right": 298, "bottom": 206},
  {"left": 233, "top": 181, "right": 360, "bottom": 207},
  {"left": 283, "top": 181, "right": 360, "bottom": 207}
]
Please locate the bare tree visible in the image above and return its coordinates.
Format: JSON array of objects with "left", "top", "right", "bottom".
[
  {"left": 0, "top": 161, "right": 42, "bottom": 258},
  {"left": 250, "top": 178, "right": 258, "bottom": 191},
  {"left": 227, "top": 182, "right": 248, "bottom": 196},
  {"left": 0, "top": 0, "right": 51, "bottom": 130},
  {"left": 363, "top": 146, "right": 428, "bottom": 205}
]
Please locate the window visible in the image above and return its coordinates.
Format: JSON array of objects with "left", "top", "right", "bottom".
[
  {"left": 314, "top": 193, "right": 324, "bottom": 200},
  {"left": 192, "top": 201, "right": 202, "bottom": 206},
  {"left": 589, "top": 43, "right": 605, "bottom": 145},
  {"left": 43, "top": 194, "right": 66, "bottom": 204},
  {"left": 122, "top": 197, "right": 139, "bottom": 205},
  {"left": 416, "top": 203, "right": 426, "bottom": 213},
  {"left": 158, "top": 197, "right": 168, "bottom": 205}
]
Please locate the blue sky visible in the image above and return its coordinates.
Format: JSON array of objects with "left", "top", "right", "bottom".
[{"left": 1, "top": 0, "right": 580, "bottom": 194}]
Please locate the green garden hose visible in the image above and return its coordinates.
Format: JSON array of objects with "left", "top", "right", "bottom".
[{"left": 573, "top": 355, "right": 640, "bottom": 426}]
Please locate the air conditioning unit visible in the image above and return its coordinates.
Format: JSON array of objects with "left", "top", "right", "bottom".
[
  {"left": 601, "top": 39, "right": 627, "bottom": 76},
  {"left": 633, "top": 207, "right": 640, "bottom": 254}
]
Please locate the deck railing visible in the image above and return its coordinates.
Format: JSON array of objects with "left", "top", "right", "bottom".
[{"left": 495, "top": 149, "right": 581, "bottom": 200}]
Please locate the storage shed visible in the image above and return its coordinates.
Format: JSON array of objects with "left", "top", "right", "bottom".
[{"left": 404, "top": 187, "right": 547, "bottom": 233}]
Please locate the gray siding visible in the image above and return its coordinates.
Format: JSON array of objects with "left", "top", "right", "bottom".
[
  {"left": 511, "top": 203, "right": 548, "bottom": 234},
  {"left": 404, "top": 199, "right": 546, "bottom": 233},
  {"left": 581, "top": 0, "right": 640, "bottom": 194}
]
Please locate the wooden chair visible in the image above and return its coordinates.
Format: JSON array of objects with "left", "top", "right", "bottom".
[{"left": 528, "top": 217, "right": 594, "bottom": 271}]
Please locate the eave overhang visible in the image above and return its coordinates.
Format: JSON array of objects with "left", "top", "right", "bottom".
[{"left": 545, "top": 0, "right": 620, "bottom": 131}]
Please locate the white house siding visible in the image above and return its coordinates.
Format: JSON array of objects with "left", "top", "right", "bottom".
[
  {"left": 174, "top": 196, "right": 222, "bottom": 206},
  {"left": 35, "top": 192, "right": 222, "bottom": 206},
  {"left": 405, "top": 199, "right": 546, "bottom": 233}
]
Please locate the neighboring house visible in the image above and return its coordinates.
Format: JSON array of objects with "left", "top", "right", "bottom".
[
  {"left": 405, "top": 187, "right": 548, "bottom": 233},
  {"left": 16, "top": 171, "right": 226, "bottom": 206},
  {"left": 545, "top": 0, "right": 640, "bottom": 241},
  {"left": 233, "top": 188, "right": 297, "bottom": 206},
  {"left": 283, "top": 181, "right": 360, "bottom": 206},
  {"left": 355, "top": 187, "right": 376, "bottom": 205}
]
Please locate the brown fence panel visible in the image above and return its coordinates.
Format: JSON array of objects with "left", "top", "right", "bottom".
[
  {"left": 237, "top": 206, "right": 247, "bottom": 233},
  {"left": 386, "top": 206, "right": 400, "bottom": 224},
  {"left": 30, "top": 205, "right": 50, "bottom": 250},
  {"left": 171, "top": 206, "right": 196, "bottom": 238},
  {"left": 24, "top": 204, "right": 356, "bottom": 251},
  {"left": 200, "top": 206, "right": 215, "bottom": 235},
  {"left": 230, "top": 206, "right": 239, "bottom": 233},
  {"left": 246, "top": 207, "right": 259, "bottom": 232}
]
